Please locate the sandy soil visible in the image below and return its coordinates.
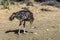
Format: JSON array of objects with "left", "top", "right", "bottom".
[{"left": 0, "top": 3, "right": 60, "bottom": 40}]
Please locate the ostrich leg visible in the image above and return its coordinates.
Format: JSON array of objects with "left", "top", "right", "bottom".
[
  {"left": 30, "top": 20, "right": 33, "bottom": 28},
  {"left": 18, "top": 21, "right": 22, "bottom": 35},
  {"left": 23, "top": 21, "right": 26, "bottom": 33}
]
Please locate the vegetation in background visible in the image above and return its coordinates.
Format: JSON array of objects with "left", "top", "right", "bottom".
[
  {"left": 56, "top": 0, "right": 60, "bottom": 2},
  {"left": 3, "top": 0, "right": 10, "bottom": 9}
]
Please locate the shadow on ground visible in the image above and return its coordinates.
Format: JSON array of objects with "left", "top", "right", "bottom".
[
  {"left": 5, "top": 29, "right": 33, "bottom": 35},
  {"left": 5, "top": 29, "right": 28, "bottom": 35}
]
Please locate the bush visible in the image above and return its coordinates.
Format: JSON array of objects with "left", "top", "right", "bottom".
[
  {"left": 56, "top": 0, "right": 60, "bottom": 2},
  {"left": 3, "top": 0, "right": 10, "bottom": 9}
]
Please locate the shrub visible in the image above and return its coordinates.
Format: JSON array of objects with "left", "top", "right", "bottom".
[{"left": 3, "top": 0, "right": 10, "bottom": 9}]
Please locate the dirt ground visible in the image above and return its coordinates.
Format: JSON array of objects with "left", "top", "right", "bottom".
[{"left": 0, "top": 3, "right": 60, "bottom": 40}]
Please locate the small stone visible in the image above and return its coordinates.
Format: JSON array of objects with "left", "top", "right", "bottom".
[
  {"left": 34, "top": 32, "right": 38, "bottom": 35},
  {"left": 46, "top": 29, "right": 49, "bottom": 31}
]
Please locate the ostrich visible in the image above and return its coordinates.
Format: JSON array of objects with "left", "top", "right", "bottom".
[{"left": 9, "top": 8, "right": 34, "bottom": 35}]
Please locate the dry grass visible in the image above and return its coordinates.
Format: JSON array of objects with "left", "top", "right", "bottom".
[{"left": 0, "top": 3, "right": 60, "bottom": 40}]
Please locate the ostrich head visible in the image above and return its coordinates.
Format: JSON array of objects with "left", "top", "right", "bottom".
[{"left": 9, "top": 12, "right": 16, "bottom": 21}]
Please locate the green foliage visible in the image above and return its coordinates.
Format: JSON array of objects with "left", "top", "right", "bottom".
[{"left": 3, "top": 0, "right": 10, "bottom": 9}]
